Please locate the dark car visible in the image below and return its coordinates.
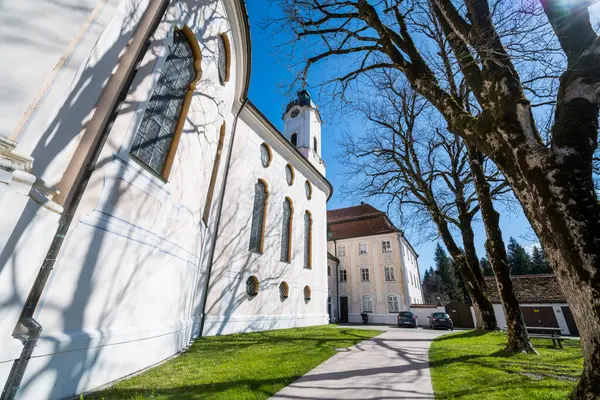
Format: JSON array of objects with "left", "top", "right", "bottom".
[
  {"left": 397, "top": 311, "right": 418, "bottom": 328},
  {"left": 429, "top": 312, "right": 454, "bottom": 330}
]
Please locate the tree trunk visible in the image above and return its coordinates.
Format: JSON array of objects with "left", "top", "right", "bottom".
[
  {"left": 467, "top": 145, "right": 536, "bottom": 354},
  {"left": 431, "top": 212, "right": 497, "bottom": 331}
]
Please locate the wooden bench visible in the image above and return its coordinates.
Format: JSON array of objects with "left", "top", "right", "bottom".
[{"left": 527, "top": 327, "right": 569, "bottom": 348}]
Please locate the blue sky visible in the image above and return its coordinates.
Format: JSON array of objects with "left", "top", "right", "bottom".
[{"left": 244, "top": 3, "right": 539, "bottom": 278}]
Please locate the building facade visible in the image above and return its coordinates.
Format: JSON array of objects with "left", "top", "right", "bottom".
[
  {"left": 0, "top": 1, "right": 331, "bottom": 398},
  {"left": 327, "top": 204, "right": 423, "bottom": 325}
]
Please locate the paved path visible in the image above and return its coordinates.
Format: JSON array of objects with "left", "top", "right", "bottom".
[{"left": 271, "top": 327, "right": 448, "bottom": 400}]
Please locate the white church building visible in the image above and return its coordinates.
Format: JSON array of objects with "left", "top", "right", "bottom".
[{"left": 0, "top": 0, "right": 331, "bottom": 398}]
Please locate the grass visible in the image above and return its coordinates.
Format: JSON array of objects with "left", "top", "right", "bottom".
[
  {"left": 86, "top": 324, "right": 381, "bottom": 400},
  {"left": 429, "top": 331, "right": 584, "bottom": 399}
]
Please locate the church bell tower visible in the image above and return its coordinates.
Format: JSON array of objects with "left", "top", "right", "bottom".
[{"left": 283, "top": 90, "right": 325, "bottom": 175}]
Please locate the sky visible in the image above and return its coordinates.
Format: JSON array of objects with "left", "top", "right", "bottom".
[{"left": 244, "top": 3, "right": 540, "bottom": 278}]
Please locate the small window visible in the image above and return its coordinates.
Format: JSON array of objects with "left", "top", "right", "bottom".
[
  {"left": 339, "top": 268, "right": 347, "bottom": 282},
  {"left": 338, "top": 245, "right": 346, "bottom": 257},
  {"left": 305, "top": 180, "right": 312, "bottom": 200},
  {"left": 387, "top": 295, "right": 399, "bottom": 313},
  {"left": 291, "top": 133, "right": 298, "bottom": 146},
  {"left": 246, "top": 276, "right": 259, "bottom": 298},
  {"left": 361, "top": 267, "right": 370, "bottom": 282},
  {"left": 328, "top": 265, "right": 331, "bottom": 276},
  {"left": 279, "top": 281, "right": 289, "bottom": 301},
  {"left": 313, "top": 136, "right": 318, "bottom": 153},
  {"left": 304, "top": 285, "right": 312, "bottom": 302},
  {"left": 260, "top": 143, "right": 272, "bottom": 167},
  {"left": 385, "top": 266, "right": 395, "bottom": 281},
  {"left": 217, "top": 33, "right": 230, "bottom": 85},
  {"left": 382, "top": 240, "right": 392, "bottom": 252},
  {"left": 285, "top": 164, "right": 294, "bottom": 186},
  {"left": 362, "top": 295, "right": 373, "bottom": 313},
  {"left": 359, "top": 243, "right": 368, "bottom": 255}
]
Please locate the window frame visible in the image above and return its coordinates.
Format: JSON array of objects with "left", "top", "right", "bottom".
[
  {"left": 382, "top": 240, "right": 392, "bottom": 253},
  {"left": 384, "top": 266, "right": 396, "bottom": 281},
  {"left": 305, "top": 180, "right": 312, "bottom": 200},
  {"left": 358, "top": 242, "right": 368, "bottom": 255},
  {"left": 337, "top": 245, "right": 346, "bottom": 257},
  {"left": 130, "top": 26, "right": 202, "bottom": 180},
  {"left": 217, "top": 32, "right": 231, "bottom": 85},
  {"left": 360, "top": 267, "right": 370, "bottom": 282},
  {"left": 303, "top": 285, "right": 312, "bottom": 302},
  {"left": 246, "top": 276, "right": 259, "bottom": 298},
  {"left": 260, "top": 143, "right": 272, "bottom": 168},
  {"left": 387, "top": 294, "right": 399, "bottom": 313},
  {"left": 362, "top": 295, "right": 373, "bottom": 313},
  {"left": 285, "top": 163, "right": 295, "bottom": 186},
  {"left": 279, "top": 281, "right": 289, "bottom": 301},
  {"left": 291, "top": 132, "right": 298, "bottom": 146},
  {"left": 339, "top": 268, "right": 347, "bottom": 282}
]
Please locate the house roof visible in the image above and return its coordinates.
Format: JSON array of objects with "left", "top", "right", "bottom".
[
  {"left": 327, "top": 204, "right": 399, "bottom": 241},
  {"left": 485, "top": 274, "right": 566, "bottom": 304},
  {"left": 327, "top": 252, "right": 339, "bottom": 262}
]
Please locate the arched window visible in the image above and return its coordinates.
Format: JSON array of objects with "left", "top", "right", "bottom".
[
  {"left": 361, "top": 267, "right": 370, "bottom": 282},
  {"left": 387, "top": 294, "right": 399, "bottom": 313},
  {"left": 203, "top": 122, "right": 226, "bottom": 224},
  {"left": 131, "top": 28, "right": 201, "bottom": 179},
  {"left": 249, "top": 180, "right": 268, "bottom": 253},
  {"left": 313, "top": 136, "right": 318, "bottom": 153},
  {"left": 305, "top": 180, "right": 312, "bottom": 200},
  {"left": 362, "top": 295, "right": 373, "bottom": 313},
  {"left": 260, "top": 143, "right": 272, "bottom": 167},
  {"left": 291, "top": 133, "right": 298, "bottom": 146},
  {"left": 384, "top": 266, "right": 395, "bottom": 281},
  {"left": 280, "top": 198, "right": 293, "bottom": 262},
  {"left": 304, "top": 211, "right": 312, "bottom": 269},
  {"left": 339, "top": 268, "right": 347, "bottom": 282},
  {"left": 285, "top": 164, "right": 294, "bottom": 186}
]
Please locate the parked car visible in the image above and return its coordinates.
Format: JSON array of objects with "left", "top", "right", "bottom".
[
  {"left": 429, "top": 312, "right": 454, "bottom": 330},
  {"left": 397, "top": 311, "right": 418, "bottom": 328}
]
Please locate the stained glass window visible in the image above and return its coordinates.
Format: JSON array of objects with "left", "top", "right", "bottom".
[
  {"left": 280, "top": 198, "right": 292, "bottom": 262},
  {"left": 285, "top": 164, "right": 294, "bottom": 185},
  {"left": 249, "top": 180, "right": 267, "bottom": 252},
  {"left": 303, "top": 285, "right": 311, "bottom": 301},
  {"left": 131, "top": 30, "right": 196, "bottom": 176},
  {"left": 246, "top": 276, "right": 258, "bottom": 297},
  {"left": 304, "top": 211, "right": 311, "bottom": 269},
  {"left": 218, "top": 34, "right": 228, "bottom": 85},
  {"left": 260, "top": 143, "right": 271, "bottom": 167}
]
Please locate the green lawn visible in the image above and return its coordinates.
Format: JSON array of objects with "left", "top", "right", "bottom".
[
  {"left": 429, "top": 331, "right": 583, "bottom": 399},
  {"left": 86, "top": 325, "right": 381, "bottom": 400}
]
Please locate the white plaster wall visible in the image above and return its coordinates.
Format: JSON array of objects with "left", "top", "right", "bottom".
[
  {"left": 282, "top": 105, "right": 325, "bottom": 175},
  {"left": 0, "top": 0, "right": 247, "bottom": 398},
  {"left": 327, "top": 257, "right": 338, "bottom": 322},
  {"left": 399, "top": 237, "right": 423, "bottom": 305},
  {"left": 328, "top": 233, "right": 409, "bottom": 324},
  {"left": 203, "top": 109, "right": 330, "bottom": 336}
]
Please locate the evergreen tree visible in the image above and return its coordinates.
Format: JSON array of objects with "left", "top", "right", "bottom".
[
  {"left": 530, "top": 245, "right": 553, "bottom": 274},
  {"left": 507, "top": 237, "right": 531, "bottom": 275},
  {"left": 434, "top": 243, "right": 463, "bottom": 301},
  {"left": 480, "top": 257, "right": 494, "bottom": 276},
  {"left": 424, "top": 268, "right": 431, "bottom": 282}
]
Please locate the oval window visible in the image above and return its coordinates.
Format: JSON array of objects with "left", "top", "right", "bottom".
[
  {"left": 279, "top": 281, "right": 289, "bottom": 301},
  {"left": 260, "top": 143, "right": 271, "bottom": 168},
  {"left": 218, "top": 34, "right": 229, "bottom": 85},
  {"left": 246, "top": 276, "right": 259, "bottom": 298},
  {"left": 285, "top": 164, "right": 294, "bottom": 186},
  {"left": 305, "top": 180, "right": 312, "bottom": 200},
  {"left": 303, "top": 285, "right": 312, "bottom": 303}
]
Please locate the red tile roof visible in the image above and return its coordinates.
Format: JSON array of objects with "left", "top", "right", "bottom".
[
  {"left": 485, "top": 274, "right": 566, "bottom": 304},
  {"left": 327, "top": 204, "right": 398, "bottom": 240}
]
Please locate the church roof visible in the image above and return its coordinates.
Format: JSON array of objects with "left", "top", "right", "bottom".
[
  {"left": 484, "top": 274, "right": 566, "bottom": 304},
  {"left": 327, "top": 204, "right": 399, "bottom": 240}
]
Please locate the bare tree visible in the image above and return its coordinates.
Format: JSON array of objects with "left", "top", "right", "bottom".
[
  {"left": 345, "top": 78, "right": 498, "bottom": 330},
  {"left": 272, "top": 0, "right": 599, "bottom": 393}
]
